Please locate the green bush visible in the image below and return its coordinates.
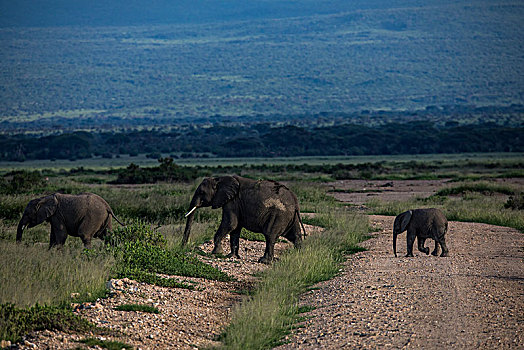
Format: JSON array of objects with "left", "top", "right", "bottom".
[
  {"left": 0, "top": 303, "right": 94, "bottom": 343},
  {"left": 0, "top": 171, "right": 45, "bottom": 195},
  {"left": 505, "top": 193, "right": 524, "bottom": 210},
  {"left": 110, "top": 220, "right": 231, "bottom": 283}
]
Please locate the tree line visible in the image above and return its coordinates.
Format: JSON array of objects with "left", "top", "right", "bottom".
[{"left": 0, "top": 122, "right": 522, "bottom": 162}]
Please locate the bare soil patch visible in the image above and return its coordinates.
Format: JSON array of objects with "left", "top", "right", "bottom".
[
  {"left": 277, "top": 216, "right": 524, "bottom": 349},
  {"left": 327, "top": 178, "right": 524, "bottom": 206}
]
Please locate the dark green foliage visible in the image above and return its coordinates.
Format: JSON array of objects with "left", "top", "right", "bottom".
[
  {"left": 0, "top": 170, "right": 45, "bottom": 194},
  {"left": 1, "top": 121, "right": 523, "bottom": 161},
  {"left": 0, "top": 303, "right": 94, "bottom": 343},
  {"left": 114, "top": 304, "right": 159, "bottom": 314},
  {"left": 110, "top": 220, "right": 231, "bottom": 282},
  {"left": 505, "top": 193, "right": 524, "bottom": 210},
  {"left": 78, "top": 338, "right": 133, "bottom": 350},
  {"left": 111, "top": 158, "right": 208, "bottom": 184},
  {"left": 240, "top": 230, "right": 265, "bottom": 242}
]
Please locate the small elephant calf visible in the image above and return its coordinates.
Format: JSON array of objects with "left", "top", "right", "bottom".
[{"left": 393, "top": 208, "right": 449, "bottom": 257}]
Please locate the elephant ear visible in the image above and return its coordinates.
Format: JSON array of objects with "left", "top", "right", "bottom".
[
  {"left": 399, "top": 210, "right": 413, "bottom": 232},
  {"left": 211, "top": 176, "right": 240, "bottom": 209},
  {"left": 36, "top": 195, "right": 58, "bottom": 224}
]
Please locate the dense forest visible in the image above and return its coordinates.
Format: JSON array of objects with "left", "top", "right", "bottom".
[{"left": 1, "top": 121, "right": 522, "bottom": 161}]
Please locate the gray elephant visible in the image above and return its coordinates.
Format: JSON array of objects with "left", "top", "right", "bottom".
[
  {"left": 17, "top": 193, "right": 124, "bottom": 248},
  {"left": 393, "top": 208, "right": 449, "bottom": 257},
  {"left": 182, "top": 175, "right": 306, "bottom": 264}
]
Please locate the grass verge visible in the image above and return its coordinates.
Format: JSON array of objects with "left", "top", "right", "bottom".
[{"left": 215, "top": 208, "right": 368, "bottom": 349}]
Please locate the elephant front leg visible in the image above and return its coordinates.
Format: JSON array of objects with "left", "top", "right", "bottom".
[
  {"left": 49, "top": 225, "right": 67, "bottom": 249},
  {"left": 227, "top": 227, "right": 241, "bottom": 259},
  {"left": 212, "top": 220, "right": 236, "bottom": 256},
  {"left": 417, "top": 237, "right": 430, "bottom": 255}
]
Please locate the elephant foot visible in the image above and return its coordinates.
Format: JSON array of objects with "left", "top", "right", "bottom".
[
  {"left": 258, "top": 256, "right": 273, "bottom": 264},
  {"left": 405, "top": 253, "right": 414, "bottom": 257},
  {"left": 440, "top": 251, "right": 449, "bottom": 257},
  {"left": 211, "top": 247, "right": 224, "bottom": 255},
  {"left": 431, "top": 250, "right": 438, "bottom": 256},
  {"left": 226, "top": 252, "right": 240, "bottom": 259},
  {"left": 423, "top": 248, "right": 430, "bottom": 255}
]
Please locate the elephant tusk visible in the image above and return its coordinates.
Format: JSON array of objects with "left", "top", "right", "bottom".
[{"left": 185, "top": 206, "right": 198, "bottom": 218}]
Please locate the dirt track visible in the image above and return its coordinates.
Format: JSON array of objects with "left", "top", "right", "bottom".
[{"left": 277, "top": 215, "right": 524, "bottom": 349}]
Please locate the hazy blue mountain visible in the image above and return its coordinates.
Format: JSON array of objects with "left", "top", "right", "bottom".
[{"left": 0, "top": 0, "right": 522, "bottom": 131}]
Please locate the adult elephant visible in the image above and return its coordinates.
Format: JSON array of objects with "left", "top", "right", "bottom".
[
  {"left": 182, "top": 175, "right": 306, "bottom": 264},
  {"left": 17, "top": 193, "right": 124, "bottom": 248},
  {"left": 393, "top": 208, "right": 449, "bottom": 257}
]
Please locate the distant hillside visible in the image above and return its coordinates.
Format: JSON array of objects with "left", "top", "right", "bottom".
[{"left": 0, "top": 0, "right": 522, "bottom": 127}]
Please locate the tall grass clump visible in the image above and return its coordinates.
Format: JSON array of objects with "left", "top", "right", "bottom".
[
  {"left": 0, "top": 242, "right": 114, "bottom": 308},
  {"left": 217, "top": 208, "right": 368, "bottom": 349}
]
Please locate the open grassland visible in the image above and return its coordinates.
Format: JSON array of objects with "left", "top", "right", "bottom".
[{"left": 0, "top": 153, "right": 522, "bottom": 347}]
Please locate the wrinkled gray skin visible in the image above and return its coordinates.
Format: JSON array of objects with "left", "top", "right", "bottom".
[
  {"left": 182, "top": 175, "right": 305, "bottom": 264},
  {"left": 393, "top": 208, "right": 449, "bottom": 257},
  {"left": 17, "top": 193, "right": 124, "bottom": 249}
]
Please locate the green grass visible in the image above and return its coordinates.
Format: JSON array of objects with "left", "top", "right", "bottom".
[
  {"left": 216, "top": 206, "right": 368, "bottom": 349},
  {"left": 0, "top": 303, "right": 96, "bottom": 344},
  {"left": 111, "top": 220, "right": 231, "bottom": 283},
  {"left": 0, "top": 242, "right": 113, "bottom": 308},
  {"left": 114, "top": 304, "right": 159, "bottom": 314}
]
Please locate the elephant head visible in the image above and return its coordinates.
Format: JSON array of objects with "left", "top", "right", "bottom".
[
  {"left": 17, "top": 195, "right": 58, "bottom": 242},
  {"left": 392, "top": 210, "right": 412, "bottom": 257},
  {"left": 182, "top": 176, "right": 240, "bottom": 246}
]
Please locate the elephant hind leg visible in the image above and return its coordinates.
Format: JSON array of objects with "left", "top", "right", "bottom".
[
  {"left": 439, "top": 237, "right": 449, "bottom": 257},
  {"left": 431, "top": 240, "right": 439, "bottom": 256},
  {"left": 283, "top": 220, "right": 302, "bottom": 248}
]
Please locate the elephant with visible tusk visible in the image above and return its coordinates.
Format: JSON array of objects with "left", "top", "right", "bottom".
[
  {"left": 393, "top": 208, "right": 449, "bottom": 257},
  {"left": 17, "top": 193, "right": 124, "bottom": 249},
  {"left": 182, "top": 175, "right": 306, "bottom": 264}
]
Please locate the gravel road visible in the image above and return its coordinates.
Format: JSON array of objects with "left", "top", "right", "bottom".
[
  {"left": 12, "top": 216, "right": 523, "bottom": 349},
  {"left": 277, "top": 215, "right": 524, "bottom": 349}
]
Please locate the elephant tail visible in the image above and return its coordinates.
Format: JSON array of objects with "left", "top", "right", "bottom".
[
  {"left": 110, "top": 211, "right": 126, "bottom": 226},
  {"left": 295, "top": 209, "right": 308, "bottom": 238}
]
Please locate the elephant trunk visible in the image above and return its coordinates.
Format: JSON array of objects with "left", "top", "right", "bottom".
[
  {"left": 393, "top": 231, "right": 398, "bottom": 257},
  {"left": 17, "top": 215, "right": 28, "bottom": 242},
  {"left": 181, "top": 196, "right": 200, "bottom": 247}
]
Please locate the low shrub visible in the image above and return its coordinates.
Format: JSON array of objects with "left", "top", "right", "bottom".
[
  {"left": 0, "top": 303, "right": 94, "bottom": 343},
  {"left": 110, "top": 220, "right": 231, "bottom": 283}
]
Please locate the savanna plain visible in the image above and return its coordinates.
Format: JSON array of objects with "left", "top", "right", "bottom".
[{"left": 0, "top": 153, "right": 523, "bottom": 349}]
